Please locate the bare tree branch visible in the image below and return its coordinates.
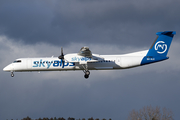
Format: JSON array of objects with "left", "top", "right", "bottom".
[{"left": 128, "top": 105, "right": 174, "bottom": 120}]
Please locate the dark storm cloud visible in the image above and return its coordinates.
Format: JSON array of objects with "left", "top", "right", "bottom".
[
  {"left": 0, "top": 0, "right": 180, "bottom": 47},
  {"left": 0, "top": 1, "right": 54, "bottom": 42}
]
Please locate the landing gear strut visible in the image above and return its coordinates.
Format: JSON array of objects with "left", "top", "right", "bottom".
[
  {"left": 11, "top": 72, "right": 14, "bottom": 77},
  {"left": 81, "top": 64, "right": 90, "bottom": 79}
]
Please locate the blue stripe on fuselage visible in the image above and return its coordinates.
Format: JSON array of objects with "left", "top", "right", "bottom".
[{"left": 141, "top": 56, "right": 169, "bottom": 65}]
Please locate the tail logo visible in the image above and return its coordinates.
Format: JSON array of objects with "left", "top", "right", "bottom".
[{"left": 154, "top": 41, "right": 167, "bottom": 54}]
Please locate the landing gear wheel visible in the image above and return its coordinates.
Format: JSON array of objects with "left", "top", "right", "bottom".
[
  {"left": 84, "top": 70, "right": 90, "bottom": 79},
  {"left": 81, "top": 64, "right": 90, "bottom": 79},
  {"left": 84, "top": 74, "right": 89, "bottom": 79},
  {"left": 11, "top": 72, "right": 14, "bottom": 77}
]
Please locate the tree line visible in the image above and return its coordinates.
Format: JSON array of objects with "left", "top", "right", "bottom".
[
  {"left": 20, "top": 117, "right": 111, "bottom": 120},
  {"left": 128, "top": 105, "right": 174, "bottom": 120},
  {"left": 8, "top": 105, "right": 174, "bottom": 120}
]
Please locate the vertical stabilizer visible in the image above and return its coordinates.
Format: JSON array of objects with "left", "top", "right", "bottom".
[
  {"left": 141, "top": 31, "right": 176, "bottom": 65},
  {"left": 146, "top": 31, "right": 176, "bottom": 57}
]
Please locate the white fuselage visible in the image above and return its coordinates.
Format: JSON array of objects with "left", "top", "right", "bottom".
[{"left": 3, "top": 50, "right": 148, "bottom": 72}]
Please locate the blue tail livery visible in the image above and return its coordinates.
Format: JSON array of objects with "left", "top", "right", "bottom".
[{"left": 141, "top": 31, "right": 176, "bottom": 65}]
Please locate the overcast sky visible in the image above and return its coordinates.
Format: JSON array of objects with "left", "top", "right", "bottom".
[{"left": 0, "top": 0, "right": 180, "bottom": 119}]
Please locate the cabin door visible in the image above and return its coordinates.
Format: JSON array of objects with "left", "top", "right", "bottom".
[
  {"left": 116, "top": 57, "right": 121, "bottom": 66},
  {"left": 27, "top": 59, "right": 32, "bottom": 69}
]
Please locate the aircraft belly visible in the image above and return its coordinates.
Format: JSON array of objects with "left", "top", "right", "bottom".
[
  {"left": 31, "top": 66, "right": 79, "bottom": 71},
  {"left": 88, "top": 62, "right": 116, "bottom": 70}
]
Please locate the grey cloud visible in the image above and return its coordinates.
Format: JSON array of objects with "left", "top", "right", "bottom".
[{"left": 0, "top": 0, "right": 180, "bottom": 47}]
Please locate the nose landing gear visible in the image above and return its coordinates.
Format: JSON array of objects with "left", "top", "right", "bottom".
[{"left": 11, "top": 72, "right": 14, "bottom": 77}]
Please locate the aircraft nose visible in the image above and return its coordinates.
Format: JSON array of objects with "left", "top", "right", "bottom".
[{"left": 3, "top": 64, "right": 12, "bottom": 72}]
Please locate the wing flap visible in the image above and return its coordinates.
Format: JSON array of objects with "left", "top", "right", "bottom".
[{"left": 79, "top": 61, "right": 87, "bottom": 64}]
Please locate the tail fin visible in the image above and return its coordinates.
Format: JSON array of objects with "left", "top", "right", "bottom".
[
  {"left": 146, "top": 31, "right": 176, "bottom": 57},
  {"left": 141, "top": 31, "right": 176, "bottom": 65}
]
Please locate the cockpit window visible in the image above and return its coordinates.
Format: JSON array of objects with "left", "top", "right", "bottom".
[{"left": 13, "top": 60, "right": 21, "bottom": 63}]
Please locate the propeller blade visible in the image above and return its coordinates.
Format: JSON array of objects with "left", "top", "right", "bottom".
[
  {"left": 58, "top": 47, "right": 64, "bottom": 59},
  {"left": 61, "top": 47, "right": 63, "bottom": 56}
]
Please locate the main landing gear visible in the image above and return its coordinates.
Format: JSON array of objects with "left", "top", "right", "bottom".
[
  {"left": 81, "top": 64, "right": 90, "bottom": 79},
  {"left": 11, "top": 72, "right": 14, "bottom": 77},
  {"left": 83, "top": 70, "right": 90, "bottom": 79}
]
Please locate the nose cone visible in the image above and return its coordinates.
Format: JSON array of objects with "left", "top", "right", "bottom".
[{"left": 3, "top": 64, "right": 12, "bottom": 72}]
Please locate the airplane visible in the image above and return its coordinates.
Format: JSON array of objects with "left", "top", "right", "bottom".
[{"left": 3, "top": 31, "right": 176, "bottom": 79}]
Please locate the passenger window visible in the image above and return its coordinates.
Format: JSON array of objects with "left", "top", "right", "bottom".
[{"left": 13, "top": 60, "right": 21, "bottom": 63}]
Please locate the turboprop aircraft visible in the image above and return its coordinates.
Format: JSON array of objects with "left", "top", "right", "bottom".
[{"left": 3, "top": 31, "right": 176, "bottom": 79}]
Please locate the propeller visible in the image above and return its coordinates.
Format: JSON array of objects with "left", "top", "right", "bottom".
[{"left": 58, "top": 47, "right": 64, "bottom": 60}]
